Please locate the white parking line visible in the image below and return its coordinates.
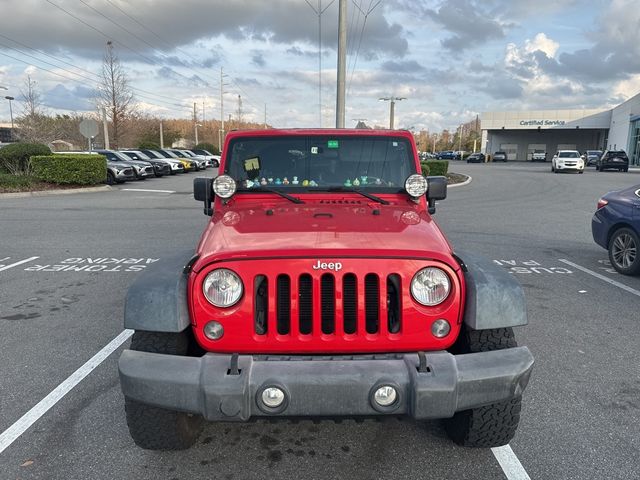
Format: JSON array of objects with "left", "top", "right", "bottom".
[
  {"left": 0, "top": 256, "right": 39, "bottom": 272},
  {"left": 0, "top": 329, "right": 133, "bottom": 455},
  {"left": 121, "top": 188, "right": 176, "bottom": 194},
  {"left": 492, "top": 445, "right": 531, "bottom": 480},
  {"left": 559, "top": 259, "right": 640, "bottom": 297}
]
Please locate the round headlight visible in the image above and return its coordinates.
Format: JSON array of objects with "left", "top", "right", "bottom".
[
  {"left": 203, "top": 268, "right": 243, "bottom": 307},
  {"left": 411, "top": 267, "right": 451, "bottom": 306},
  {"left": 213, "top": 174, "right": 236, "bottom": 199},
  {"left": 405, "top": 174, "right": 428, "bottom": 198}
]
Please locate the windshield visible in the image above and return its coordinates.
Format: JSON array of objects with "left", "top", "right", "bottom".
[
  {"left": 127, "top": 151, "right": 151, "bottom": 160},
  {"left": 120, "top": 152, "right": 139, "bottom": 160},
  {"left": 100, "top": 151, "right": 129, "bottom": 162},
  {"left": 559, "top": 151, "right": 579, "bottom": 158},
  {"left": 225, "top": 135, "right": 416, "bottom": 192},
  {"left": 170, "top": 150, "right": 186, "bottom": 158},
  {"left": 587, "top": 151, "right": 601, "bottom": 155},
  {"left": 193, "top": 149, "right": 212, "bottom": 156}
]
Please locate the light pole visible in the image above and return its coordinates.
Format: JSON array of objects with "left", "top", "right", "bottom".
[
  {"left": 5, "top": 96, "right": 15, "bottom": 138},
  {"left": 379, "top": 97, "right": 406, "bottom": 129}
]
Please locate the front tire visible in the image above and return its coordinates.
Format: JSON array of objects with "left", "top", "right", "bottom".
[
  {"left": 608, "top": 227, "right": 640, "bottom": 275},
  {"left": 124, "top": 331, "right": 203, "bottom": 450},
  {"left": 106, "top": 171, "right": 115, "bottom": 185},
  {"left": 445, "top": 327, "right": 522, "bottom": 447}
]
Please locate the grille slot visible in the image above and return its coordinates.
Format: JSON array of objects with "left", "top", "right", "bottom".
[
  {"left": 321, "top": 274, "right": 335, "bottom": 334},
  {"left": 343, "top": 274, "right": 357, "bottom": 334},
  {"left": 298, "top": 274, "right": 313, "bottom": 334},
  {"left": 276, "top": 275, "right": 291, "bottom": 334},
  {"left": 254, "top": 275, "right": 268, "bottom": 335},
  {"left": 387, "top": 274, "right": 402, "bottom": 334},
  {"left": 365, "top": 274, "right": 379, "bottom": 334}
]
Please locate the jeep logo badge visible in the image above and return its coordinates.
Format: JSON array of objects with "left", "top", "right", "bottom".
[{"left": 312, "top": 260, "right": 343, "bottom": 272}]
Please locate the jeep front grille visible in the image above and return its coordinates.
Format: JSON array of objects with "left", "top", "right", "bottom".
[
  {"left": 194, "top": 258, "right": 463, "bottom": 354},
  {"left": 254, "top": 272, "right": 398, "bottom": 337}
]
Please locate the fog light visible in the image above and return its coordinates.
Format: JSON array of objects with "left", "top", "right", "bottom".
[
  {"left": 261, "top": 387, "right": 285, "bottom": 408},
  {"left": 203, "top": 321, "right": 224, "bottom": 340},
  {"left": 373, "top": 385, "right": 397, "bottom": 407},
  {"left": 431, "top": 319, "right": 450, "bottom": 338}
]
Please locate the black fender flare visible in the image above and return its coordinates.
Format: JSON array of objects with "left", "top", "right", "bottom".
[
  {"left": 454, "top": 250, "right": 527, "bottom": 330},
  {"left": 124, "top": 250, "right": 198, "bottom": 332}
]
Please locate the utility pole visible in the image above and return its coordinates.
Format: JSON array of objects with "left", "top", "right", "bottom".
[
  {"left": 160, "top": 121, "right": 164, "bottom": 148},
  {"left": 458, "top": 124, "right": 462, "bottom": 154},
  {"left": 335, "top": 0, "right": 347, "bottom": 128},
  {"left": 101, "top": 106, "right": 110, "bottom": 149},
  {"left": 219, "top": 67, "right": 225, "bottom": 151},
  {"left": 379, "top": 97, "right": 406, "bottom": 129},
  {"left": 305, "top": 0, "right": 335, "bottom": 127},
  {"left": 237, "top": 95, "right": 242, "bottom": 124},
  {"left": 193, "top": 102, "right": 198, "bottom": 144},
  {"left": 264, "top": 103, "right": 267, "bottom": 129},
  {"left": 432, "top": 133, "right": 437, "bottom": 154}
]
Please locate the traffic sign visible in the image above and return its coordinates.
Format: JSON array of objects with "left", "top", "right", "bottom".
[{"left": 79, "top": 119, "right": 99, "bottom": 139}]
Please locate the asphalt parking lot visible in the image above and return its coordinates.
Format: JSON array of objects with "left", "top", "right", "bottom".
[{"left": 1, "top": 163, "right": 639, "bottom": 480}]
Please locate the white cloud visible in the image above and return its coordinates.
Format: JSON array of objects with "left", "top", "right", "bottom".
[
  {"left": 613, "top": 74, "right": 640, "bottom": 100},
  {"left": 524, "top": 33, "right": 559, "bottom": 58}
]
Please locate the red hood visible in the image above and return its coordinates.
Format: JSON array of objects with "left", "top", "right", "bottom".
[{"left": 193, "top": 196, "right": 457, "bottom": 272}]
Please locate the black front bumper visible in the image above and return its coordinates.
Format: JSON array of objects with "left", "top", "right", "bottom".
[{"left": 119, "top": 348, "right": 533, "bottom": 421}]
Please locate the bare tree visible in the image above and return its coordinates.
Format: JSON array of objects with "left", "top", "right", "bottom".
[
  {"left": 20, "top": 75, "right": 43, "bottom": 117},
  {"left": 16, "top": 76, "right": 55, "bottom": 143},
  {"left": 97, "top": 41, "right": 135, "bottom": 148}
]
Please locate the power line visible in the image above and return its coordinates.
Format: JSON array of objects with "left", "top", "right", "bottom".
[
  {"left": 80, "top": 0, "right": 219, "bottom": 91},
  {"left": 102, "top": 0, "right": 218, "bottom": 83},
  {"left": 0, "top": 50, "right": 192, "bottom": 114},
  {"left": 347, "top": 0, "right": 381, "bottom": 95},
  {"left": 99, "top": 0, "right": 267, "bottom": 124},
  {"left": 44, "top": 0, "right": 156, "bottom": 65},
  {"left": 0, "top": 33, "right": 190, "bottom": 107}
]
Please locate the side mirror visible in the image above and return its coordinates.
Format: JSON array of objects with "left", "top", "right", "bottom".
[
  {"left": 426, "top": 176, "right": 447, "bottom": 214},
  {"left": 193, "top": 177, "right": 214, "bottom": 216}
]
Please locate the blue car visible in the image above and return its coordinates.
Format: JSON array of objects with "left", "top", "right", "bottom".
[{"left": 592, "top": 184, "right": 640, "bottom": 275}]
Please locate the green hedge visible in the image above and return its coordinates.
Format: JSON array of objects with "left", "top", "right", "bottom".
[
  {"left": 30, "top": 154, "right": 107, "bottom": 185},
  {"left": 0, "top": 173, "right": 36, "bottom": 189},
  {"left": 421, "top": 160, "right": 449, "bottom": 176},
  {"left": 0, "top": 143, "right": 51, "bottom": 175}
]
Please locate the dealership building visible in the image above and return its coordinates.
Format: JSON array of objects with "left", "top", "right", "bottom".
[{"left": 481, "top": 91, "right": 640, "bottom": 164}]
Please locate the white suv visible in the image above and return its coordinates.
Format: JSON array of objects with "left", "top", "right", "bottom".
[{"left": 551, "top": 150, "right": 584, "bottom": 173}]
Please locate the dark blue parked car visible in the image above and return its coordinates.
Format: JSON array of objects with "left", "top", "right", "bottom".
[{"left": 592, "top": 184, "right": 640, "bottom": 275}]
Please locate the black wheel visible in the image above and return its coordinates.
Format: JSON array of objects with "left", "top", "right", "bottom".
[
  {"left": 579, "top": 170, "right": 584, "bottom": 174},
  {"left": 608, "top": 227, "right": 640, "bottom": 275},
  {"left": 623, "top": 167, "right": 629, "bottom": 172},
  {"left": 106, "top": 171, "right": 115, "bottom": 185},
  {"left": 124, "top": 331, "right": 203, "bottom": 450},
  {"left": 444, "top": 398, "right": 522, "bottom": 448},
  {"left": 445, "top": 326, "right": 521, "bottom": 447}
]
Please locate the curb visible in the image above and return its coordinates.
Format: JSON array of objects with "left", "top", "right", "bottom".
[
  {"left": 448, "top": 174, "right": 472, "bottom": 188},
  {"left": 0, "top": 185, "right": 113, "bottom": 199}
]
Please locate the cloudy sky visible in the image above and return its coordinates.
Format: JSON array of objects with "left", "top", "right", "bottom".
[{"left": 0, "top": 0, "right": 639, "bottom": 132}]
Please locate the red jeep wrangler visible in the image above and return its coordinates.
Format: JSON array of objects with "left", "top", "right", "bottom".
[{"left": 119, "top": 129, "right": 533, "bottom": 450}]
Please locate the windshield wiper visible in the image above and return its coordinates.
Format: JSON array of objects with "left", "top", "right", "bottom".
[
  {"left": 327, "top": 187, "right": 389, "bottom": 205},
  {"left": 251, "top": 187, "right": 305, "bottom": 204}
]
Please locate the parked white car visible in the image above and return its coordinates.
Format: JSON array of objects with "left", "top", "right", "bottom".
[{"left": 551, "top": 150, "right": 584, "bottom": 173}]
